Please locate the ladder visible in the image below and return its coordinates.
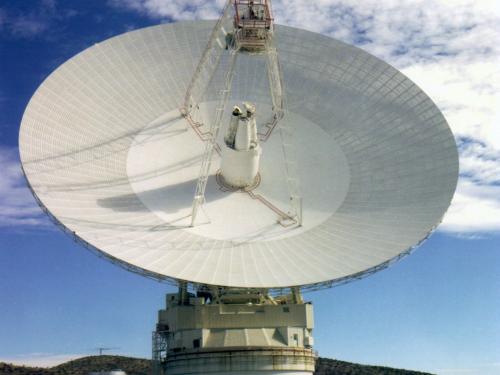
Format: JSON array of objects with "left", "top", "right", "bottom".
[
  {"left": 190, "top": 49, "right": 239, "bottom": 226},
  {"left": 266, "top": 32, "right": 302, "bottom": 225}
]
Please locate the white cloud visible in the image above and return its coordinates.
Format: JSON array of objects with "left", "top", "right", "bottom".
[
  {"left": 440, "top": 180, "right": 500, "bottom": 233},
  {"left": 401, "top": 55, "right": 500, "bottom": 234},
  {"left": 403, "top": 60, "right": 499, "bottom": 148},
  {"left": 0, "top": 146, "right": 48, "bottom": 227},
  {"left": 8, "top": 15, "right": 49, "bottom": 37},
  {"left": 0, "top": 3, "right": 51, "bottom": 38},
  {"left": 109, "top": 0, "right": 227, "bottom": 20},
  {"left": 457, "top": 140, "right": 500, "bottom": 185},
  {"left": 0, "top": 0, "right": 78, "bottom": 39}
]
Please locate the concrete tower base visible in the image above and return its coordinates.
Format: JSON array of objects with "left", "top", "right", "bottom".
[
  {"left": 153, "top": 286, "right": 316, "bottom": 375},
  {"left": 165, "top": 347, "right": 315, "bottom": 374}
]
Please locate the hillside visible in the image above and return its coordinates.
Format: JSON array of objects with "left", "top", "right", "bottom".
[
  {"left": 316, "top": 357, "right": 434, "bottom": 375},
  {"left": 0, "top": 356, "right": 150, "bottom": 375},
  {"left": 0, "top": 355, "right": 434, "bottom": 375}
]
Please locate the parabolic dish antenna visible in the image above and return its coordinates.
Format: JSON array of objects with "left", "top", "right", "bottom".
[{"left": 19, "top": 20, "right": 458, "bottom": 289}]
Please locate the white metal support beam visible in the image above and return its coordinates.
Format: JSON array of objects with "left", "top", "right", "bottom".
[{"left": 191, "top": 49, "right": 239, "bottom": 226}]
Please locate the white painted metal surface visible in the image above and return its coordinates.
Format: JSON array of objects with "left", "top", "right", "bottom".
[
  {"left": 19, "top": 21, "right": 458, "bottom": 289},
  {"left": 221, "top": 104, "right": 261, "bottom": 188}
]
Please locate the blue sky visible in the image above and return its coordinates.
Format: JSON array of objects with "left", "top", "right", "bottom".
[{"left": 0, "top": 1, "right": 499, "bottom": 374}]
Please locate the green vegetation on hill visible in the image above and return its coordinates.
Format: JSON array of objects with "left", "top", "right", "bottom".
[
  {"left": 316, "top": 357, "right": 434, "bottom": 375},
  {"left": 0, "top": 356, "right": 150, "bottom": 375},
  {"left": 0, "top": 355, "right": 434, "bottom": 375}
]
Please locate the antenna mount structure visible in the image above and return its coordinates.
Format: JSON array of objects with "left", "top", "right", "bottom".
[
  {"left": 183, "top": 0, "right": 301, "bottom": 227},
  {"left": 19, "top": 0, "right": 459, "bottom": 374}
]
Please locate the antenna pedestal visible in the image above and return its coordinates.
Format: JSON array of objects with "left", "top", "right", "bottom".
[{"left": 153, "top": 289, "right": 316, "bottom": 375}]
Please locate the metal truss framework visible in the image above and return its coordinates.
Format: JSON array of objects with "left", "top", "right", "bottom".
[
  {"left": 182, "top": 0, "right": 302, "bottom": 227},
  {"left": 152, "top": 330, "right": 168, "bottom": 375},
  {"left": 190, "top": 49, "right": 239, "bottom": 226}
]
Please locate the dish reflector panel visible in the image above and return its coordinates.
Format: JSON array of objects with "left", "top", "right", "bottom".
[{"left": 19, "top": 21, "right": 458, "bottom": 288}]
